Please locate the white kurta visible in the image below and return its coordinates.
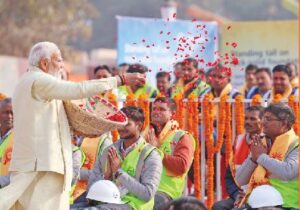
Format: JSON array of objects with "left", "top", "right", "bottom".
[{"left": 0, "top": 66, "right": 118, "bottom": 210}]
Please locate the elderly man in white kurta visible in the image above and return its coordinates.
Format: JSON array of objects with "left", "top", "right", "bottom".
[{"left": 0, "top": 41, "right": 145, "bottom": 210}]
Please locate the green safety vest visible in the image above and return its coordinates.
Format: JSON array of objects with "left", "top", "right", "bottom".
[
  {"left": 270, "top": 143, "right": 299, "bottom": 209},
  {"left": 69, "top": 146, "right": 86, "bottom": 204},
  {"left": 103, "top": 141, "right": 158, "bottom": 210},
  {"left": 0, "top": 133, "right": 12, "bottom": 164},
  {"left": 158, "top": 130, "right": 196, "bottom": 199},
  {"left": 171, "top": 79, "right": 209, "bottom": 98},
  {"left": 118, "top": 84, "right": 157, "bottom": 98}
]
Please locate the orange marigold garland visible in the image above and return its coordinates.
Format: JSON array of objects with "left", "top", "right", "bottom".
[
  {"left": 273, "top": 94, "right": 282, "bottom": 103},
  {"left": 107, "top": 92, "right": 119, "bottom": 142},
  {"left": 125, "top": 93, "right": 136, "bottom": 106},
  {"left": 174, "top": 94, "right": 184, "bottom": 129},
  {"left": 225, "top": 99, "right": 233, "bottom": 166},
  {"left": 138, "top": 93, "right": 150, "bottom": 130},
  {"left": 214, "top": 95, "right": 227, "bottom": 153},
  {"left": 251, "top": 94, "right": 262, "bottom": 106},
  {"left": 288, "top": 95, "right": 299, "bottom": 134},
  {"left": 203, "top": 94, "right": 214, "bottom": 210},
  {"left": 235, "top": 95, "right": 245, "bottom": 135},
  {"left": 191, "top": 94, "right": 201, "bottom": 199},
  {"left": 187, "top": 94, "right": 195, "bottom": 133}
]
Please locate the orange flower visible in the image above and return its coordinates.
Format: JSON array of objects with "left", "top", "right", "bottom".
[
  {"left": 273, "top": 94, "right": 282, "bottom": 103},
  {"left": 125, "top": 93, "right": 136, "bottom": 106},
  {"left": 288, "top": 95, "right": 299, "bottom": 135},
  {"left": 235, "top": 95, "right": 245, "bottom": 135},
  {"left": 225, "top": 100, "right": 233, "bottom": 166},
  {"left": 251, "top": 94, "right": 262, "bottom": 106},
  {"left": 202, "top": 94, "right": 214, "bottom": 209},
  {"left": 174, "top": 94, "right": 184, "bottom": 129}
]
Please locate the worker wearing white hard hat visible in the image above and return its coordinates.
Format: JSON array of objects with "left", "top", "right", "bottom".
[
  {"left": 248, "top": 185, "right": 284, "bottom": 210},
  {"left": 86, "top": 180, "right": 124, "bottom": 205}
]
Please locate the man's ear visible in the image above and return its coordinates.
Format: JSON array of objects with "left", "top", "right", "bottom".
[
  {"left": 39, "top": 58, "right": 49, "bottom": 72},
  {"left": 137, "top": 121, "right": 144, "bottom": 131}
]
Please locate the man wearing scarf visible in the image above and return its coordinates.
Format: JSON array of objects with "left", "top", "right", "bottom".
[
  {"left": 171, "top": 58, "right": 209, "bottom": 99},
  {"left": 145, "top": 97, "right": 195, "bottom": 210},
  {"left": 212, "top": 106, "right": 264, "bottom": 210},
  {"left": 270, "top": 65, "right": 298, "bottom": 100},
  {"left": 235, "top": 103, "right": 299, "bottom": 209}
]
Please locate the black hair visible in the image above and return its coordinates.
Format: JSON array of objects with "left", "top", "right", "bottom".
[
  {"left": 255, "top": 67, "right": 272, "bottom": 78},
  {"left": 246, "top": 106, "right": 265, "bottom": 119},
  {"left": 272, "top": 64, "right": 292, "bottom": 77},
  {"left": 182, "top": 58, "right": 198, "bottom": 69},
  {"left": 93, "top": 65, "right": 112, "bottom": 75},
  {"left": 264, "top": 103, "right": 295, "bottom": 129},
  {"left": 156, "top": 71, "right": 171, "bottom": 81},
  {"left": 245, "top": 64, "right": 258, "bottom": 73},
  {"left": 121, "top": 106, "right": 145, "bottom": 124},
  {"left": 167, "top": 196, "right": 207, "bottom": 210},
  {"left": 127, "top": 64, "right": 148, "bottom": 74}
]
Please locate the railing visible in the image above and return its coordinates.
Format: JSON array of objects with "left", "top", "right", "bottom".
[{"left": 106, "top": 92, "right": 300, "bottom": 210}]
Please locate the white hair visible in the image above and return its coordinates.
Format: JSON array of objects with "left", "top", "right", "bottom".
[{"left": 28, "top": 41, "right": 60, "bottom": 66}]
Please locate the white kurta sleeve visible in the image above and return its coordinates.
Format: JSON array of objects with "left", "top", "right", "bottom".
[{"left": 32, "top": 73, "right": 117, "bottom": 101}]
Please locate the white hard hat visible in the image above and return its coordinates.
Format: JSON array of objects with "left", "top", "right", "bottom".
[
  {"left": 248, "top": 185, "right": 283, "bottom": 208},
  {"left": 87, "top": 180, "right": 125, "bottom": 204}
]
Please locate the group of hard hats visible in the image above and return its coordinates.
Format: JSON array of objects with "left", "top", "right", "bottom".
[{"left": 87, "top": 181, "right": 283, "bottom": 208}]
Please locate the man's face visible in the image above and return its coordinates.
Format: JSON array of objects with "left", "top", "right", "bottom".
[
  {"left": 246, "top": 69, "right": 256, "bottom": 88},
  {"left": 48, "top": 52, "right": 64, "bottom": 78},
  {"left": 157, "top": 77, "right": 170, "bottom": 93},
  {"left": 151, "top": 101, "right": 173, "bottom": 126},
  {"left": 0, "top": 103, "right": 13, "bottom": 132},
  {"left": 95, "top": 69, "right": 112, "bottom": 79},
  {"left": 182, "top": 63, "right": 197, "bottom": 82},
  {"left": 256, "top": 71, "right": 272, "bottom": 92},
  {"left": 209, "top": 70, "right": 230, "bottom": 91},
  {"left": 174, "top": 65, "right": 183, "bottom": 81},
  {"left": 244, "top": 110, "right": 262, "bottom": 134},
  {"left": 262, "top": 111, "right": 286, "bottom": 139},
  {"left": 273, "top": 71, "right": 290, "bottom": 94},
  {"left": 117, "top": 119, "right": 141, "bottom": 140}
]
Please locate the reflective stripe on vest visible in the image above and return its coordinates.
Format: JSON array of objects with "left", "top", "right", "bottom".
[{"left": 158, "top": 130, "right": 196, "bottom": 199}]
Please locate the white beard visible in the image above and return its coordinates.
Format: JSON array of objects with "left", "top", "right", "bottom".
[{"left": 48, "top": 67, "right": 62, "bottom": 79}]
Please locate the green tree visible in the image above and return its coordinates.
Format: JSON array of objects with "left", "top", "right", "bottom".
[{"left": 0, "top": 0, "right": 98, "bottom": 60}]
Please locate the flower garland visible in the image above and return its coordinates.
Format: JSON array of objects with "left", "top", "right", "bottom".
[
  {"left": 225, "top": 99, "right": 233, "bottom": 166},
  {"left": 174, "top": 93, "right": 184, "bottom": 129},
  {"left": 191, "top": 94, "right": 201, "bottom": 199},
  {"left": 138, "top": 93, "right": 150, "bottom": 130},
  {"left": 202, "top": 94, "right": 214, "bottom": 210},
  {"left": 125, "top": 93, "right": 136, "bottom": 107},
  {"left": 273, "top": 94, "right": 282, "bottom": 103},
  {"left": 187, "top": 94, "right": 194, "bottom": 133},
  {"left": 288, "top": 95, "right": 299, "bottom": 135},
  {"left": 235, "top": 95, "right": 245, "bottom": 135},
  {"left": 107, "top": 92, "right": 119, "bottom": 142},
  {"left": 214, "top": 95, "right": 227, "bottom": 153},
  {"left": 251, "top": 94, "right": 262, "bottom": 106}
]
